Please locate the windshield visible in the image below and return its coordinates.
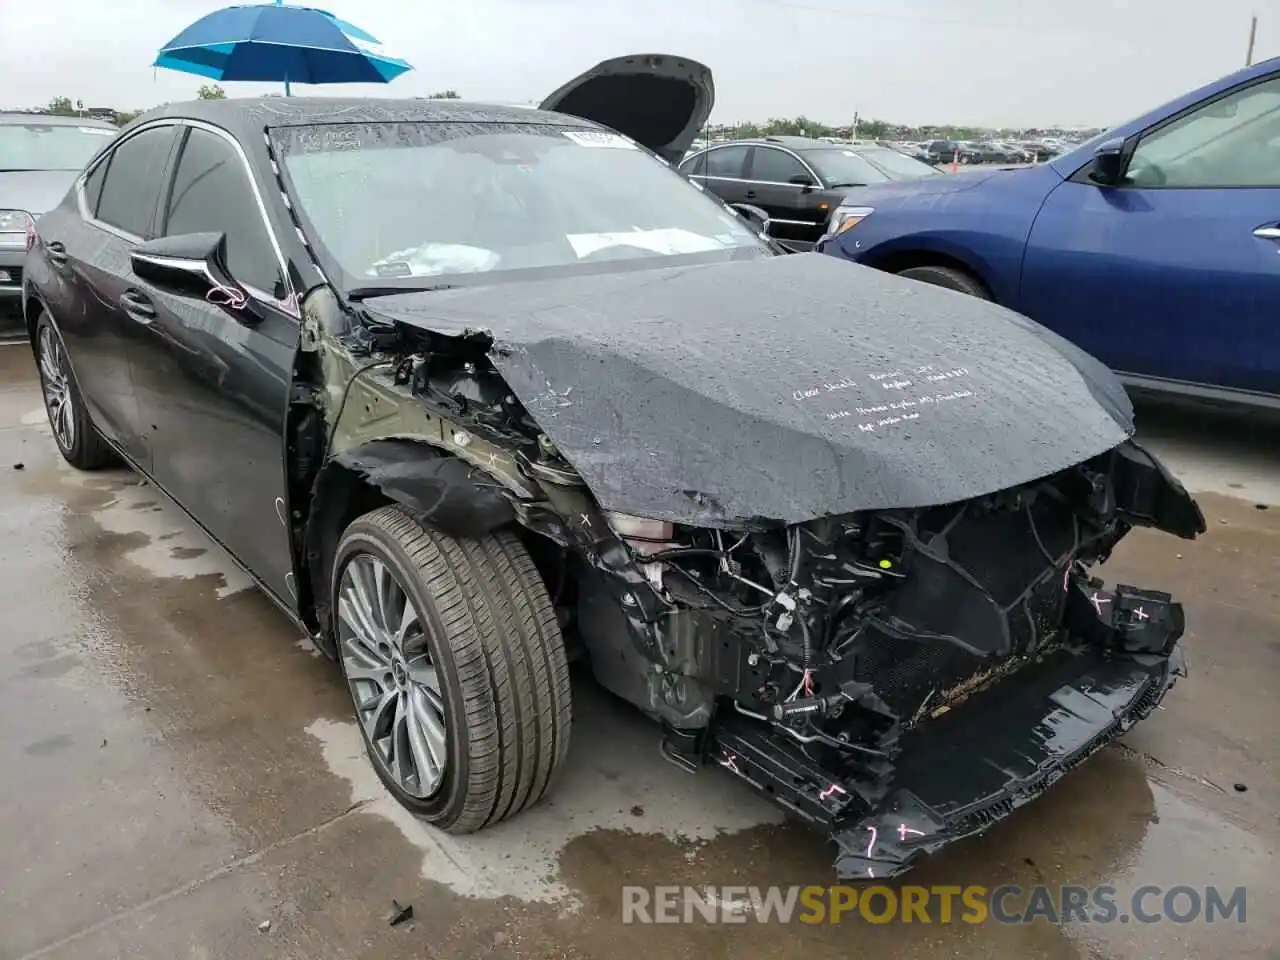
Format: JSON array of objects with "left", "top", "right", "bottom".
[
  {"left": 274, "top": 121, "right": 768, "bottom": 286},
  {"left": 0, "top": 122, "right": 115, "bottom": 171},
  {"left": 854, "top": 147, "right": 944, "bottom": 180},
  {"left": 805, "top": 147, "right": 940, "bottom": 186},
  {"left": 802, "top": 149, "right": 893, "bottom": 187}
]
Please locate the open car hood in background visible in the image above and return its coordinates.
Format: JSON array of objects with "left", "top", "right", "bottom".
[
  {"left": 539, "top": 53, "right": 714, "bottom": 164},
  {"left": 367, "top": 254, "right": 1137, "bottom": 528}
]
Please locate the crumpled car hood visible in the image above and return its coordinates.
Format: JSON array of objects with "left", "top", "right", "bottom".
[{"left": 367, "top": 253, "right": 1134, "bottom": 527}]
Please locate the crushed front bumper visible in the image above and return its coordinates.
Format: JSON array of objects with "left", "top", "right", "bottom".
[
  {"left": 711, "top": 641, "right": 1185, "bottom": 881},
  {"left": 834, "top": 643, "right": 1186, "bottom": 878}
]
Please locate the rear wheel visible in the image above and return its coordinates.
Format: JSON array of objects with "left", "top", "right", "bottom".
[
  {"left": 34, "top": 312, "right": 115, "bottom": 470},
  {"left": 896, "top": 265, "right": 991, "bottom": 300},
  {"left": 332, "top": 505, "right": 572, "bottom": 832}
]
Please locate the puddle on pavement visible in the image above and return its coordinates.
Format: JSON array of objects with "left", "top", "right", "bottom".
[
  {"left": 306, "top": 673, "right": 783, "bottom": 906},
  {"left": 15, "top": 424, "right": 254, "bottom": 598},
  {"left": 286, "top": 728, "right": 1258, "bottom": 960}
]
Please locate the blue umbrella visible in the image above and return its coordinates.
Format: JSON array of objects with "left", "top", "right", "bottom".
[{"left": 155, "top": 1, "right": 411, "bottom": 95}]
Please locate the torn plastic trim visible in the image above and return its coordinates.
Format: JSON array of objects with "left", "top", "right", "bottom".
[
  {"left": 700, "top": 525, "right": 1190, "bottom": 881},
  {"left": 826, "top": 643, "right": 1186, "bottom": 880},
  {"left": 328, "top": 359, "right": 540, "bottom": 502},
  {"left": 332, "top": 440, "right": 518, "bottom": 538},
  {"left": 1095, "top": 439, "right": 1206, "bottom": 540}
]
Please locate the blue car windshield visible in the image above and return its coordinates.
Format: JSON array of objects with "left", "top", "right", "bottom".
[{"left": 273, "top": 121, "right": 768, "bottom": 285}]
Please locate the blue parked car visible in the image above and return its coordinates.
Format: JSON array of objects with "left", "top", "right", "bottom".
[{"left": 818, "top": 58, "right": 1280, "bottom": 407}]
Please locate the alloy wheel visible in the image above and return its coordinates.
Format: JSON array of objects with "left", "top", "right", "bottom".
[
  {"left": 38, "top": 326, "right": 76, "bottom": 452},
  {"left": 337, "top": 553, "right": 448, "bottom": 798}
]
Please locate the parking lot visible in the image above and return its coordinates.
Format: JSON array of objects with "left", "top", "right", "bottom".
[{"left": 1, "top": 339, "right": 1277, "bottom": 960}]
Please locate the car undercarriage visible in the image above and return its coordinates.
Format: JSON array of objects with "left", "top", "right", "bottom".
[{"left": 293, "top": 275, "right": 1206, "bottom": 880}]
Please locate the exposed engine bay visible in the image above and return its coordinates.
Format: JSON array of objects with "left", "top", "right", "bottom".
[{"left": 300, "top": 273, "right": 1206, "bottom": 880}]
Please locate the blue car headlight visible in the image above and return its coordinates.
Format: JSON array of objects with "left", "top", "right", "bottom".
[{"left": 823, "top": 205, "right": 874, "bottom": 241}]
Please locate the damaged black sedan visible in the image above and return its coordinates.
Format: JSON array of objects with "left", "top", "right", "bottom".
[{"left": 22, "top": 54, "right": 1204, "bottom": 879}]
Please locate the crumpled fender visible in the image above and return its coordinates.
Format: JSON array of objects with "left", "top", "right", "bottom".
[
  {"left": 302, "top": 439, "right": 516, "bottom": 656},
  {"left": 329, "top": 439, "right": 517, "bottom": 537}
]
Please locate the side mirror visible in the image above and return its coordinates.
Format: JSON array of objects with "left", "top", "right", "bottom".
[
  {"left": 729, "top": 202, "right": 771, "bottom": 236},
  {"left": 789, "top": 174, "right": 816, "bottom": 191},
  {"left": 130, "top": 232, "right": 249, "bottom": 309},
  {"left": 1089, "top": 136, "right": 1129, "bottom": 186}
]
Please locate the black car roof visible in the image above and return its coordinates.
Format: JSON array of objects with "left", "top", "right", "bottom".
[
  {"left": 721, "top": 138, "right": 890, "bottom": 154},
  {"left": 759, "top": 135, "right": 828, "bottom": 148},
  {"left": 136, "top": 97, "right": 591, "bottom": 140}
]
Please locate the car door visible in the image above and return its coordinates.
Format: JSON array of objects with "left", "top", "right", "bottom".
[
  {"left": 127, "top": 123, "right": 300, "bottom": 608},
  {"left": 1021, "top": 72, "right": 1280, "bottom": 397},
  {"left": 742, "top": 145, "right": 828, "bottom": 246},
  {"left": 42, "top": 123, "right": 179, "bottom": 468},
  {"left": 683, "top": 143, "right": 751, "bottom": 207}
]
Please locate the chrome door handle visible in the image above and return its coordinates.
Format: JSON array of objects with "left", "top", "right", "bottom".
[
  {"left": 120, "top": 289, "right": 156, "bottom": 323},
  {"left": 1253, "top": 226, "right": 1280, "bottom": 239}
]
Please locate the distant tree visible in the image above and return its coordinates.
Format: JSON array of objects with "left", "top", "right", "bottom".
[
  {"left": 114, "top": 110, "right": 143, "bottom": 125},
  {"left": 859, "top": 118, "right": 890, "bottom": 139},
  {"left": 760, "top": 115, "right": 835, "bottom": 139},
  {"left": 197, "top": 83, "right": 227, "bottom": 100},
  {"left": 428, "top": 89, "right": 461, "bottom": 99},
  {"left": 45, "top": 96, "right": 79, "bottom": 116}
]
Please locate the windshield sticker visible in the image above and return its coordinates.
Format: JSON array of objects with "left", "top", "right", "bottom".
[
  {"left": 373, "top": 260, "right": 413, "bottom": 278},
  {"left": 366, "top": 243, "right": 500, "bottom": 278},
  {"left": 562, "top": 130, "right": 637, "bottom": 150},
  {"left": 567, "top": 228, "right": 724, "bottom": 258},
  {"left": 80, "top": 127, "right": 115, "bottom": 135}
]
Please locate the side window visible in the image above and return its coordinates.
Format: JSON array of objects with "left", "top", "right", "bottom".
[
  {"left": 1128, "top": 76, "right": 1280, "bottom": 188},
  {"left": 95, "top": 126, "right": 175, "bottom": 238},
  {"left": 81, "top": 158, "right": 108, "bottom": 217},
  {"left": 162, "top": 128, "right": 282, "bottom": 294},
  {"left": 678, "top": 151, "right": 707, "bottom": 176},
  {"left": 703, "top": 145, "right": 749, "bottom": 179},
  {"left": 750, "top": 147, "right": 810, "bottom": 183}
]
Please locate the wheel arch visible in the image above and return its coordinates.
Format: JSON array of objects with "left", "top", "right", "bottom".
[
  {"left": 863, "top": 247, "right": 997, "bottom": 300},
  {"left": 22, "top": 290, "right": 44, "bottom": 345},
  {"left": 25, "top": 296, "right": 95, "bottom": 415},
  {"left": 301, "top": 439, "right": 519, "bottom": 656},
  {"left": 22, "top": 290, "right": 58, "bottom": 364}
]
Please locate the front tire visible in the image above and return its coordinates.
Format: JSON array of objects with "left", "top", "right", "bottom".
[
  {"left": 332, "top": 505, "right": 571, "bottom": 833},
  {"left": 896, "top": 265, "right": 991, "bottom": 299},
  {"left": 34, "top": 312, "right": 115, "bottom": 470}
]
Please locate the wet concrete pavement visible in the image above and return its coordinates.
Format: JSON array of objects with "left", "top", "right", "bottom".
[{"left": 0, "top": 341, "right": 1276, "bottom": 960}]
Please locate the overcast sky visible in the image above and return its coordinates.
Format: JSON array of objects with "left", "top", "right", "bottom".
[{"left": 1, "top": 0, "right": 1274, "bottom": 127}]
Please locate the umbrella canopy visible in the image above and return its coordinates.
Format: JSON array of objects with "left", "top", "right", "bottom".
[{"left": 155, "top": 2, "right": 412, "bottom": 88}]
